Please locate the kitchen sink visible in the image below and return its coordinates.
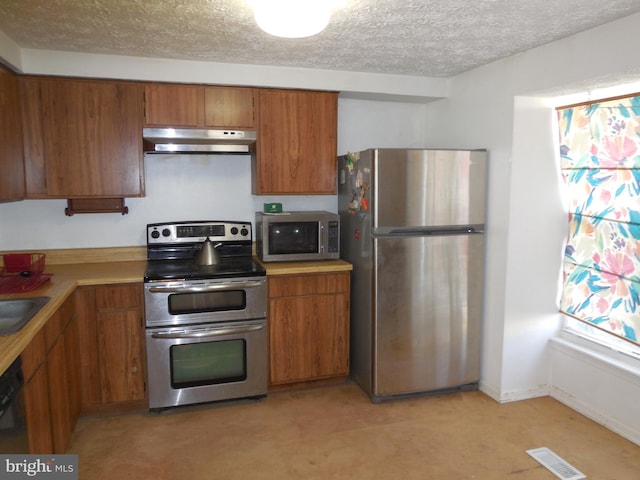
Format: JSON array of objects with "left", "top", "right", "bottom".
[{"left": 0, "top": 297, "right": 50, "bottom": 336}]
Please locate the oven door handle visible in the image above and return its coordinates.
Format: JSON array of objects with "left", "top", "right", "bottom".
[
  {"left": 151, "top": 324, "right": 264, "bottom": 339},
  {"left": 148, "top": 281, "right": 264, "bottom": 293}
]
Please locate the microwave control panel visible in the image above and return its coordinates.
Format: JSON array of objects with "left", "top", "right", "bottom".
[{"left": 327, "top": 221, "right": 339, "bottom": 253}]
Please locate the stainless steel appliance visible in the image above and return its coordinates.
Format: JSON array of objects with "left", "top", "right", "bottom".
[
  {"left": 144, "top": 221, "right": 267, "bottom": 410},
  {"left": 338, "top": 149, "right": 487, "bottom": 402},
  {"left": 143, "top": 128, "right": 256, "bottom": 154},
  {"left": 255, "top": 211, "right": 340, "bottom": 262}
]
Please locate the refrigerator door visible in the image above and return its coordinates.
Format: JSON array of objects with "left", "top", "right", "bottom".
[
  {"left": 372, "top": 232, "right": 484, "bottom": 399},
  {"left": 372, "top": 149, "right": 487, "bottom": 232}
]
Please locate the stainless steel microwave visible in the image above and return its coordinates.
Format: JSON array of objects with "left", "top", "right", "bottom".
[{"left": 256, "top": 211, "right": 340, "bottom": 262}]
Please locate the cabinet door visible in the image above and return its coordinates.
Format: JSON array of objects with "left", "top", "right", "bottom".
[
  {"left": 47, "top": 334, "right": 72, "bottom": 454},
  {"left": 95, "top": 284, "right": 146, "bottom": 404},
  {"left": 97, "top": 309, "right": 146, "bottom": 403},
  {"left": 268, "top": 272, "right": 350, "bottom": 385},
  {"left": 76, "top": 284, "right": 146, "bottom": 410},
  {"left": 65, "top": 314, "right": 82, "bottom": 424},
  {"left": 24, "top": 363, "right": 53, "bottom": 454},
  {"left": 255, "top": 89, "right": 337, "bottom": 195},
  {"left": 269, "top": 293, "right": 349, "bottom": 385},
  {"left": 204, "top": 86, "right": 255, "bottom": 128},
  {"left": 75, "top": 286, "right": 101, "bottom": 410},
  {"left": 0, "top": 65, "right": 25, "bottom": 202},
  {"left": 23, "top": 77, "right": 145, "bottom": 198},
  {"left": 144, "top": 83, "right": 205, "bottom": 126},
  {"left": 20, "top": 77, "right": 47, "bottom": 196},
  {"left": 24, "top": 295, "right": 77, "bottom": 454}
]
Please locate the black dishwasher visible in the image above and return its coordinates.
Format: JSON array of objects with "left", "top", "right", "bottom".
[{"left": 0, "top": 357, "right": 29, "bottom": 453}]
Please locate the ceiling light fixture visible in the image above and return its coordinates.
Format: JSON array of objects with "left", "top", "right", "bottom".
[{"left": 248, "top": 0, "right": 344, "bottom": 38}]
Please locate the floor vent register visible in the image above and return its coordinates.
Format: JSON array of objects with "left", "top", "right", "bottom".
[{"left": 526, "top": 447, "right": 586, "bottom": 480}]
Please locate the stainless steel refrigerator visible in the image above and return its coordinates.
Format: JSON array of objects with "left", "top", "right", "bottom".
[{"left": 338, "top": 148, "right": 487, "bottom": 402}]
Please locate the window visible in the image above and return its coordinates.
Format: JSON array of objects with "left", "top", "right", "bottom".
[{"left": 556, "top": 94, "right": 640, "bottom": 347}]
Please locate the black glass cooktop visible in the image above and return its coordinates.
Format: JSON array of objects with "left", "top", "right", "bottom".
[{"left": 144, "top": 257, "right": 266, "bottom": 282}]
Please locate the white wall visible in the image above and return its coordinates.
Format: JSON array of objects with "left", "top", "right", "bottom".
[
  {"left": 424, "top": 12, "right": 640, "bottom": 443},
  {"left": 0, "top": 29, "right": 20, "bottom": 70},
  {"left": 0, "top": 98, "right": 427, "bottom": 250}
]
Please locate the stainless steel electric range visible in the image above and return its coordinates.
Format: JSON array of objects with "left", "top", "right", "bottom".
[{"left": 143, "top": 220, "right": 267, "bottom": 411}]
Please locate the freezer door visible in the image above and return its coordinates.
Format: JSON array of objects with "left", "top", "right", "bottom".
[
  {"left": 373, "top": 149, "right": 487, "bottom": 230},
  {"left": 372, "top": 233, "right": 484, "bottom": 398}
]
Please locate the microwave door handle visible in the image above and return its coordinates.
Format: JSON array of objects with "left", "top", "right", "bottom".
[
  {"left": 148, "top": 281, "right": 263, "bottom": 293},
  {"left": 151, "top": 324, "right": 264, "bottom": 339}
]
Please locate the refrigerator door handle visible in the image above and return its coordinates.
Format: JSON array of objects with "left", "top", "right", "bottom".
[{"left": 376, "top": 225, "right": 485, "bottom": 237}]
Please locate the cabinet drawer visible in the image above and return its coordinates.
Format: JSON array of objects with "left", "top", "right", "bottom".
[
  {"left": 95, "top": 284, "right": 142, "bottom": 310},
  {"left": 269, "top": 272, "right": 350, "bottom": 297},
  {"left": 44, "top": 294, "right": 75, "bottom": 351},
  {"left": 21, "top": 329, "right": 46, "bottom": 382}
]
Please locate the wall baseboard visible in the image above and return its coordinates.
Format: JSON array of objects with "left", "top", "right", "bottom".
[
  {"left": 480, "top": 381, "right": 549, "bottom": 403},
  {"left": 549, "top": 385, "right": 640, "bottom": 446},
  {"left": 549, "top": 334, "right": 640, "bottom": 447},
  {"left": 496, "top": 385, "right": 549, "bottom": 403},
  {"left": 479, "top": 381, "right": 501, "bottom": 402}
]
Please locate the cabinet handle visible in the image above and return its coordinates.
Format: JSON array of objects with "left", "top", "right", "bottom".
[
  {"left": 151, "top": 324, "right": 264, "bottom": 339},
  {"left": 148, "top": 280, "right": 264, "bottom": 293}
]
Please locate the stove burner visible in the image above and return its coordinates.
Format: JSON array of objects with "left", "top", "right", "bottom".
[
  {"left": 144, "top": 220, "right": 265, "bottom": 282},
  {"left": 145, "top": 257, "right": 265, "bottom": 281}
]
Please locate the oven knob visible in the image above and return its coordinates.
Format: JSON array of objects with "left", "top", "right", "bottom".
[
  {"left": 150, "top": 230, "right": 160, "bottom": 239},
  {"left": 241, "top": 227, "right": 249, "bottom": 237},
  {"left": 162, "top": 228, "right": 171, "bottom": 237},
  {"left": 231, "top": 227, "right": 239, "bottom": 235}
]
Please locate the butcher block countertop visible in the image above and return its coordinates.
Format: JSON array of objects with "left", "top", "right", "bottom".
[{"left": 0, "top": 248, "right": 351, "bottom": 375}]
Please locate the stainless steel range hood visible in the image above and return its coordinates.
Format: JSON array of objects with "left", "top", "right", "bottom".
[{"left": 143, "top": 128, "right": 257, "bottom": 154}]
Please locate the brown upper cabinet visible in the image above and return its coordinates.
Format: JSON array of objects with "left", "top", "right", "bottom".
[
  {"left": 253, "top": 89, "right": 338, "bottom": 195},
  {"left": 0, "top": 65, "right": 25, "bottom": 202},
  {"left": 20, "top": 76, "right": 145, "bottom": 198},
  {"left": 144, "top": 83, "right": 256, "bottom": 129}
]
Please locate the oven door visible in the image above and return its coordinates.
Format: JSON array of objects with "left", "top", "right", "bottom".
[
  {"left": 146, "top": 319, "right": 267, "bottom": 410},
  {"left": 144, "top": 276, "right": 266, "bottom": 328}
]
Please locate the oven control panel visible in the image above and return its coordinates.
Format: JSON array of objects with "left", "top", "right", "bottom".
[{"left": 147, "top": 221, "right": 252, "bottom": 244}]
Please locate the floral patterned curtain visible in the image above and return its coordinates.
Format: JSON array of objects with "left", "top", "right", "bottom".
[{"left": 557, "top": 95, "right": 640, "bottom": 345}]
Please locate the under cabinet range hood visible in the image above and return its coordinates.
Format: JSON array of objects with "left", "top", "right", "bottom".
[{"left": 143, "top": 128, "right": 257, "bottom": 154}]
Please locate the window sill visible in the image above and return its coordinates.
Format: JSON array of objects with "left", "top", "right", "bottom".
[{"left": 551, "top": 327, "right": 640, "bottom": 379}]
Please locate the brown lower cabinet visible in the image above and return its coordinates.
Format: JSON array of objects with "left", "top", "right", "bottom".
[
  {"left": 268, "top": 271, "right": 350, "bottom": 385},
  {"left": 76, "top": 283, "right": 146, "bottom": 413},
  {"left": 21, "top": 293, "right": 78, "bottom": 454},
  {"left": 21, "top": 284, "right": 146, "bottom": 454},
  {"left": 19, "top": 272, "right": 347, "bottom": 452},
  {"left": 22, "top": 358, "right": 52, "bottom": 453}
]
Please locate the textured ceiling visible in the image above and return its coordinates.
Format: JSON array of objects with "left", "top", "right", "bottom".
[{"left": 1, "top": 0, "right": 640, "bottom": 78}]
